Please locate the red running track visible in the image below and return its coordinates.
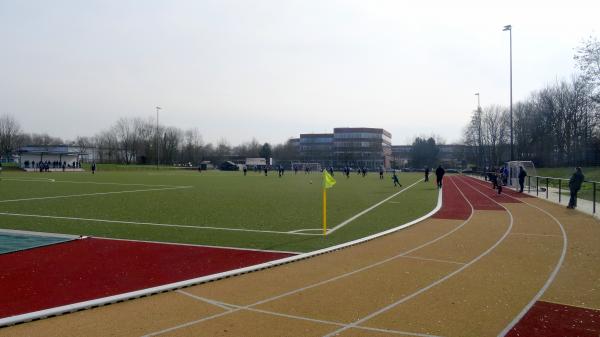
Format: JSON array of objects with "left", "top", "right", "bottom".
[
  {"left": 451, "top": 176, "right": 506, "bottom": 210},
  {"left": 461, "top": 175, "right": 534, "bottom": 199},
  {"left": 0, "top": 238, "right": 292, "bottom": 319},
  {"left": 433, "top": 176, "right": 471, "bottom": 220},
  {"left": 506, "top": 301, "right": 600, "bottom": 337}
]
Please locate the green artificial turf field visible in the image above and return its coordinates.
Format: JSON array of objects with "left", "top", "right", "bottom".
[{"left": 0, "top": 169, "right": 438, "bottom": 252}]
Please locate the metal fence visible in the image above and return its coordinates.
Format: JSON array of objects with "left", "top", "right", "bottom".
[{"left": 471, "top": 172, "right": 598, "bottom": 215}]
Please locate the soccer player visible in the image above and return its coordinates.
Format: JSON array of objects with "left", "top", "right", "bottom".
[
  {"left": 91, "top": 162, "right": 96, "bottom": 174},
  {"left": 424, "top": 166, "right": 430, "bottom": 182},
  {"left": 243, "top": 165, "right": 247, "bottom": 176},
  {"left": 379, "top": 166, "right": 384, "bottom": 180},
  {"left": 392, "top": 172, "right": 402, "bottom": 187}
]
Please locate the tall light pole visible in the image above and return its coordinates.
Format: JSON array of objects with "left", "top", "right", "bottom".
[
  {"left": 503, "top": 24, "right": 514, "bottom": 161},
  {"left": 156, "top": 106, "right": 161, "bottom": 169},
  {"left": 475, "top": 93, "right": 483, "bottom": 171}
]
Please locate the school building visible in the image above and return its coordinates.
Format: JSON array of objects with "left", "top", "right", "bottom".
[{"left": 298, "top": 127, "right": 392, "bottom": 169}]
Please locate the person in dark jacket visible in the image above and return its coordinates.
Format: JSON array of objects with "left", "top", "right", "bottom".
[
  {"left": 392, "top": 172, "right": 402, "bottom": 187},
  {"left": 435, "top": 165, "right": 445, "bottom": 189},
  {"left": 518, "top": 166, "right": 527, "bottom": 193},
  {"left": 424, "top": 166, "right": 430, "bottom": 182},
  {"left": 567, "top": 167, "right": 585, "bottom": 209}
]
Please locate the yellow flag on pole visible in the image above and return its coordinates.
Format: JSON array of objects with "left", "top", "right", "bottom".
[
  {"left": 322, "top": 170, "right": 336, "bottom": 236},
  {"left": 322, "top": 170, "right": 336, "bottom": 189}
]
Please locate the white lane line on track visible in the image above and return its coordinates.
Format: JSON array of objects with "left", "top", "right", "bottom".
[
  {"left": 0, "top": 186, "right": 192, "bottom": 203},
  {"left": 175, "top": 290, "right": 236, "bottom": 311},
  {"left": 461, "top": 176, "right": 568, "bottom": 337},
  {"left": 509, "top": 232, "right": 562, "bottom": 238},
  {"left": 175, "top": 290, "right": 443, "bottom": 337},
  {"left": 141, "top": 182, "right": 470, "bottom": 337},
  {"left": 0, "top": 212, "right": 321, "bottom": 236},
  {"left": 321, "top": 176, "right": 515, "bottom": 337},
  {"left": 400, "top": 255, "right": 466, "bottom": 265},
  {"left": 326, "top": 179, "right": 423, "bottom": 234}
]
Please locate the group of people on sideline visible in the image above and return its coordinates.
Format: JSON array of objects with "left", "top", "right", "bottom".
[{"left": 24, "top": 160, "right": 83, "bottom": 172}]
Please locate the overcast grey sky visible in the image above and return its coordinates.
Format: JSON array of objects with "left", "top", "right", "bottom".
[{"left": 1, "top": 0, "right": 599, "bottom": 145}]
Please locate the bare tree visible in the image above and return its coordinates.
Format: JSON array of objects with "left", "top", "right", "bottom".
[
  {"left": 0, "top": 114, "right": 24, "bottom": 159},
  {"left": 574, "top": 35, "right": 600, "bottom": 100}
]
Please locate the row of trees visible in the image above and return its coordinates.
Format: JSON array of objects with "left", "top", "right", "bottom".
[
  {"left": 463, "top": 36, "right": 600, "bottom": 168},
  {"left": 0, "top": 114, "right": 299, "bottom": 166}
]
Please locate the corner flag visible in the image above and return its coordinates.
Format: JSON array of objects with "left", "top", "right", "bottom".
[
  {"left": 322, "top": 170, "right": 336, "bottom": 236},
  {"left": 323, "top": 170, "right": 336, "bottom": 189}
]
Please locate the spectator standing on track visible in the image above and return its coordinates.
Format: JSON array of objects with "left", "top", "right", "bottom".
[
  {"left": 424, "top": 166, "right": 430, "bottom": 182},
  {"left": 567, "top": 167, "right": 585, "bottom": 209},
  {"left": 518, "top": 166, "right": 527, "bottom": 193},
  {"left": 435, "top": 165, "right": 445, "bottom": 189}
]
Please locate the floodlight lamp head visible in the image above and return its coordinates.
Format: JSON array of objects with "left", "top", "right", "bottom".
[{"left": 503, "top": 25, "right": 512, "bottom": 31}]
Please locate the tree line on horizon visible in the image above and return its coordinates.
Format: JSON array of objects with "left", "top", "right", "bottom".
[
  {"left": 463, "top": 35, "right": 600, "bottom": 168},
  {"left": 0, "top": 115, "right": 299, "bottom": 166}
]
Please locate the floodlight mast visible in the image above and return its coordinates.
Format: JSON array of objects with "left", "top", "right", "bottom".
[
  {"left": 156, "top": 106, "right": 162, "bottom": 170},
  {"left": 503, "top": 24, "right": 514, "bottom": 161},
  {"left": 475, "top": 93, "right": 483, "bottom": 171}
]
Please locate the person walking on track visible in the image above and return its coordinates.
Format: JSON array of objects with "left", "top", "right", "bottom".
[
  {"left": 567, "top": 167, "right": 585, "bottom": 209},
  {"left": 435, "top": 165, "right": 445, "bottom": 189}
]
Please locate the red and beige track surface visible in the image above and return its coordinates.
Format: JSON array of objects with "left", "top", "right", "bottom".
[{"left": 1, "top": 176, "right": 599, "bottom": 337}]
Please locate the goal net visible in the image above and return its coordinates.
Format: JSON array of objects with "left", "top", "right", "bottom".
[
  {"left": 291, "top": 162, "right": 322, "bottom": 172},
  {"left": 507, "top": 161, "right": 537, "bottom": 188}
]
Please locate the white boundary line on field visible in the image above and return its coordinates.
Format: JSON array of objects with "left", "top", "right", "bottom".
[
  {"left": 0, "top": 183, "right": 442, "bottom": 327},
  {"left": 0, "top": 178, "right": 56, "bottom": 183},
  {"left": 0, "top": 212, "right": 321, "bottom": 236},
  {"left": 0, "top": 186, "right": 192, "bottom": 203},
  {"left": 326, "top": 178, "right": 423, "bottom": 234},
  {"left": 1, "top": 177, "right": 190, "bottom": 188},
  {"left": 0, "top": 228, "right": 79, "bottom": 239},
  {"left": 92, "top": 236, "right": 302, "bottom": 255}
]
